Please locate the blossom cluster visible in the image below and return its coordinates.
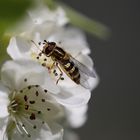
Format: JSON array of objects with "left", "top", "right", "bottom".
[{"left": 0, "top": 3, "right": 98, "bottom": 140}]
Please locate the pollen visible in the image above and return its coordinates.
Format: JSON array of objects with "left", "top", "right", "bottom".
[{"left": 30, "top": 113, "right": 36, "bottom": 120}]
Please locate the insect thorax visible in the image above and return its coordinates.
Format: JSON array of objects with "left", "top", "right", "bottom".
[{"left": 52, "top": 47, "right": 66, "bottom": 60}]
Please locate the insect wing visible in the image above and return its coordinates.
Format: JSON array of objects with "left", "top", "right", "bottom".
[
  {"left": 69, "top": 56, "right": 96, "bottom": 78},
  {"left": 69, "top": 56, "right": 96, "bottom": 89}
]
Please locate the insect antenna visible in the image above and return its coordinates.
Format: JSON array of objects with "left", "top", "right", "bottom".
[
  {"left": 31, "top": 40, "right": 43, "bottom": 58},
  {"left": 30, "top": 40, "right": 42, "bottom": 52}
]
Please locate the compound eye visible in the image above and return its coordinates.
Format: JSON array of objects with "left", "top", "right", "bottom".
[
  {"left": 45, "top": 46, "right": 54, "bottom": 55},
  {"left": 49, "top": 42, "right": 56, "bottom": 46}
]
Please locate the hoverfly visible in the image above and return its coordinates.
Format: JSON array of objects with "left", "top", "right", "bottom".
[{"left": 32, "top": 40, "right": 96, "bottom": 89}]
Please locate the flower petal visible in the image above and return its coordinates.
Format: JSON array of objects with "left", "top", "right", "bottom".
[
  {"left": 28, "top": 4, "right": 68, "bottom": 26},
  {"left": 1, "top": 60, "right": 59, "bottom": 94},
  {"left": 53, "top": 86, "right": 91, "bottom": 107},
  {"left": 12, "top": 122, "right": 63, "bottom": 140},
  {"left": 47, "top": 27, "right": 90, "bottom": 56},
  {"left": 0, "top": 117, "right": 8, "bottom": 140},
  {"left": 65, "top": 105, "right": 88, "bottom": 128},
  {"left": 63, "top": 129, "right": 79, "bottom": 140},
  {"left": 10, "top": 85, "right": 64, "bottom": 140},
  {"left": 0, "top": 82, "right": 9, "bottom": 118},
  {"left": 7, "top": 36, "right": 31, "bottom": 60}
]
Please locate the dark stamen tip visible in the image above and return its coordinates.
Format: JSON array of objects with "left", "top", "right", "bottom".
[
  {"left": 24, "top": 78, "right": 27, "bottom": 82},
  {"left": 36, "top": 56, "right": 40, "bottom": 59}
]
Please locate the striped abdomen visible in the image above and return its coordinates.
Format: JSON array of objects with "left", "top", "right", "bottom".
[{"left": 60, "top": 58, "right": 80, "bottom": 84}]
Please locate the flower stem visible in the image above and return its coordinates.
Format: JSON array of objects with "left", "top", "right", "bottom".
[{"left": 57, "top": 2, "right": 110, "bottom": 39}]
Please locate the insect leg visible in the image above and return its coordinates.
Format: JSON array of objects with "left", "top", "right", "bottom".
[
  {"left": 48, "top": 61, "right": 56, "bottom": 74},
  {"left": 56, "top": 63, "right": 63, "bottom": 84}
]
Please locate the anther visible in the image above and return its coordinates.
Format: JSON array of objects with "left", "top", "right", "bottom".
[
  {"left": 28, "top": 86, "right": 31, "bottom": 89},
  {"left": 36, "top": 56, "right": 39, "bottom": 59},
  {"left": 33, "top": 125, "right": 37, "bottom": 129},
  {"left": 61, "top": 77, "right": 64, "bottom": 80},
  {"left": 35, "top": 91, "right": 39, "bottom": 96},
  {"left": 44, "top": 89, "right": 47, "bottom": 93},
  {"left": 24, "top": 78, "right": 27, "bottom": 82},
  {"left": 47, "top": 108, "right": 51, "bottom": 111},
  {"left": 29, "top": 101, "right": 35, "bottom": 104},
  {"left": 41, "top": 99, "right": 45, "bottom": 102}
]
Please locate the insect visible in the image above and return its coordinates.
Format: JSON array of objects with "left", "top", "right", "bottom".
[{"left": 32, "top": 40, "right": 96, "bottom": 89}]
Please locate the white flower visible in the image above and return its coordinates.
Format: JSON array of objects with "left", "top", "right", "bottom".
[
  {"left": 63, "top": 129, "right": 79, "bottom": 140},
  {"left": 0, "top": 60, "right": 93, "bottom": 140},
  {"left": 0, "top": 60, "right": 65, "bottom": 140},
  {"left": 6, "top": 3, "right": 99, "bottom": 132},
  {"left": 7, "top": 3, "right": 98, "bottom": 105},
  {"left": 8, "top": 2, "right": 68, "bottom": 40}
]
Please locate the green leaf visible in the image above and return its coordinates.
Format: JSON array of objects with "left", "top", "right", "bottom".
[
  {"left": 58, "top": 2, "right": 110, "bottom": 39},
  {"left": 0, "top": 35, "right": 11, "bottom": 66},
  {"left": 44, "top": 0, "right": 56, "bottom": 9},
  {"left": 0, "top": 0, "right": 32, "bottom": 35}
]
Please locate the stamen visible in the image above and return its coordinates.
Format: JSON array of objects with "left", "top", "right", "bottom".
[
  {"left": 35, "top": 85, "right": 39, "bottom": 88},
  {"left": 10, "top": 103, "right": 18, "bottom": 108},
  {"left": 41, "top": 63, "right": 46, "bottom": 67},
  {"left": 8, "top": 84, "right": 57, "bottom": 139},
  {"left": 47, "top": 108, "right": 51, "bottom": 111},
  {"left": 20, "top": 90, "right": 23, "bottom": 93},
  {"left": 10, "top": 100, "right": 16, "bottom": 105},
  {"left": 44, "top": 89, "right": 47, "bottom": 93},
  {"left": 38, "top": 111, "right": 42, "bottom": 114},
  {"left": 53, "top": 70, "right": 56, "bottom": 73},
  {"left": 55, "top": 73, "right": 58, "bottom": 76},
  {"left": 61, "top": 77, "right": 64, "bottom": 80},
  {"left": 21, "top": 116, "right": 38, "bottom": 131},
  {"left": 33, "top": 125, "right": 37, "bottom": 129},
  {"left": 30, "top": 113, "right": 36, "bottom": 120},
  {"left": 36, "top": 56, "right": 40, "bottom": 59},
  {"left": 28, "top": 86, "right": 31, "bottom": 90},
  {"left": 22, "top": 126, "right": 31, "bottom": 137},
  {"left": 41, "top": 99, "right": 45, "bottom": 102},
  {"left": 15, "top": 118, "right": 31, "bottom": 137},
  {"left": 24, "top": 78, "right": 27, "bottom": 82},
  {"left": 44, "top": 58, "right": 47, "bottom": 61},
  {"left": 15, "top": 122, "right": 24, "bottom": 136},
  {"left": 35, "top": 91, "right": 39, "bottom": 96},
  {"left": 24, "top": 95, "right": 28, "bottom": 102},
  {"left": 29, "top": 101, "right": 35, "bottom": 104},
  {"left": 25, "top": 105, "right": 29, "bottom": 110}
]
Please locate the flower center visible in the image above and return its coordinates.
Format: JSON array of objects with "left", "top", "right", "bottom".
[
  {"left": 8, "top": 99, "right": 20, "bottom": 114},
  {"left": 6, "top": 85, "right": 63, "bottom": 138}
]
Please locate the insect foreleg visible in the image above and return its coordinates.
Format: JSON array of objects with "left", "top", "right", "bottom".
[
  {"left": 56, "top": 63, "right": 63, "bottom": 85},
  {"left": 50, "top": 62, "right": 56, "bottom": 69}
]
